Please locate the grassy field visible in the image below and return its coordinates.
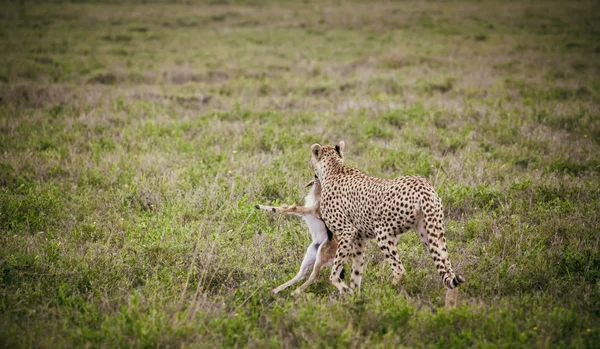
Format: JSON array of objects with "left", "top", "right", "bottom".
[{"left": 1, "top": 0, "right": 599, "bottom": 347}]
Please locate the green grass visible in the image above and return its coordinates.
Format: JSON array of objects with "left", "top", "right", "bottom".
[{"left": 1, "top": 0, "right": 599, "bottom": 347}]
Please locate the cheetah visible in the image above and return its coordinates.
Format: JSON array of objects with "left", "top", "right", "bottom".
[
  {"left": 309, "top": 141, "right": 465, "bottom": 295},
  {"left": 255, "top": 177, "right": 342, "bottom": 296}
]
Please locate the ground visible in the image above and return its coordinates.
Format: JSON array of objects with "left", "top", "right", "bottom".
[{"left": 0, "top": 0, "right": 599, "bottom": 347}]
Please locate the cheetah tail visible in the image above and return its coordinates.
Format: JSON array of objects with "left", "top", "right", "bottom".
[{"left": 449, "top": 274, "right": 465, "bottom": 289}]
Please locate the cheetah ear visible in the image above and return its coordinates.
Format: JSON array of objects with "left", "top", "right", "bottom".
[
  {"left": 335, "top": 141, "right": 345, "bottom": 158},
  {"left": 311, "top": 144, "right": 322, "bottom": 159}
]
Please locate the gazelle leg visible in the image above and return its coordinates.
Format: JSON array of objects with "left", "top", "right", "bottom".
[
  {"left": 272, "top": 244, "right": 317, "bottom": 294},
  {"left": 291, "top": 239, "right": 337, "bottom": 296}
]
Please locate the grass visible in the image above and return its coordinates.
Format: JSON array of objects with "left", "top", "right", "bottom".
[{"left": 1, "top": 0, "right": 599, "bottom": 347}]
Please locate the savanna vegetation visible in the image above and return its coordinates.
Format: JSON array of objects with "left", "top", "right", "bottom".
[{"left": 1, "top": 0, "right": 599, "bottom": 347}]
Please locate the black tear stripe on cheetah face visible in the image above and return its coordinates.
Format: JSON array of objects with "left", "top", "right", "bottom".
[{"left": 310, "top": 141, "right": 465, "bottom": 294}]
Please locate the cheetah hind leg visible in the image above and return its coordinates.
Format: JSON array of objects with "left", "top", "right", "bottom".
[
  {"left": 374, "top": 230, "right": 406, "bottom": 285},
  {"left": 417, "top": 210, "right": 465, "bottom": 289}
]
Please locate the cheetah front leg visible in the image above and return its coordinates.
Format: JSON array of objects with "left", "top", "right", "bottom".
[
  {"left": 349, "top": 233, "right": 367, "bottom": 291},
  {"left": 329, "top": 229, "right": 355, "bottom": 294}
]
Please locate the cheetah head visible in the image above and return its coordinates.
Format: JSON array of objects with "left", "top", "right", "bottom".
[{"left": 309, "top": 141, "right": 345, "bottom": 179}]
